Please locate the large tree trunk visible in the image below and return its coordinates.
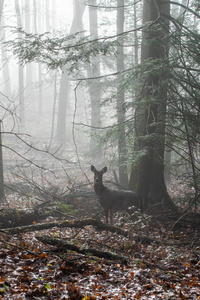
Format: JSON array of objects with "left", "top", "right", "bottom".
[
  {"left": 129, "top": 0, "right": 178, "bottom": 213},
  {"left": 116, "top": 0, "right": 128, "bottom": 188}
]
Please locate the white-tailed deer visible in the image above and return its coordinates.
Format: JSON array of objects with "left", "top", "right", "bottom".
[{"left": 91, "top": 165, "right": 144, "bottom": 224}]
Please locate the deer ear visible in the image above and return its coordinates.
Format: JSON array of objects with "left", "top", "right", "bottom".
[
  {"left": 91, "top": 165, "right": 95, "bottom": 172},
  {"left": 102, "top": 167, "right": 107, "bottom": 173}
]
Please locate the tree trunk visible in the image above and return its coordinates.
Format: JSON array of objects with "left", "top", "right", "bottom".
[
  {"left": 1, "top": 21, "right": 11, "bottom": 98},
  {"left": 14, "top": 0, "right": 25, "bottom": 124},
  {"left": 133, "top": 1, "right": 139, "bottom": 65},
  {"left": 56, "top": 72, "right": 70, "bottom": 142},
  {"left": 25, "top": 1, "right": 33, "bottom": 108},
  {"left": 129, "top": 0, "right": 178, "bottom": 213},
  {"left": 56, "top": 0, "right": 85, "bottom": 142},
  {"left": 165, "top": 147, "right": 171, "bottom": 183},
  {"left": 45, "top": 0, "right": 50, "bottom": 30},
  {"left": 37, "top": 1, "right": 44, "bottom": 117},
  {"left": 88, "top": 0, "right": 102, "bottom": 161},
  {"left": 0, "top": 0, "right": 4, "bottom": 23},
  {"left": 116, "top": 0, "right": 128, "bottom": 188},
  {"left": 0, "top": 121, "right": 5, "bottom": 200}
]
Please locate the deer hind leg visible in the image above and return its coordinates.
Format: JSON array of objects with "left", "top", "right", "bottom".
[
  {"left": 105, "top": 209, "right": 109, "bottom": 223},
  {"left": 110, "top": 209, "right": 113, "bottom": 224}
]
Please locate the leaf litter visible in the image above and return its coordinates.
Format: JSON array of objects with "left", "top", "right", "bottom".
[{"left": 0, "top": 182, "right": 200, "bottom": 299}]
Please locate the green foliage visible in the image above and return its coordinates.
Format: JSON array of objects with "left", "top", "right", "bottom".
[
  {"left": 5, "top": 28, "right": 116, "bottom": 71},
  {"left": 45, "top": 283, "right": 51, "bottom": 290},
  {"left": 44, "top": 202, "right": 78, "bottom": 216},
  {"left": 54, "top": 202, "right": 78, "bottom": 215}
]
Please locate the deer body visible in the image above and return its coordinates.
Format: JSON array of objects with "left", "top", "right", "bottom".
[{"left": 91, "top": 165, "right": 144, "bottom": 223}]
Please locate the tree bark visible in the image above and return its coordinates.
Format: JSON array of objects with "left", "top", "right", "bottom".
[
  {"left": 116, "top": 0, "right": 128, "bottom": 188},
  {"left": 129, "top": 0, "right": 178, "bottom": 213}
]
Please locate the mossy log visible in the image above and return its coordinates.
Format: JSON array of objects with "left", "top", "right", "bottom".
[
  {"left": 1, "top": 218, "right": 129, "bottom": 237},
  {"left": 0, "top": 208, "right": 46, "bottom": 229},
  {"left": 36, "top": 235, "right": 128, "bottom": 263}
]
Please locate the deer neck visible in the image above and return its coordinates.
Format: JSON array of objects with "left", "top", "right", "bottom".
[{"left": 94, "top": 181, "right": 105, "bottom": 195}]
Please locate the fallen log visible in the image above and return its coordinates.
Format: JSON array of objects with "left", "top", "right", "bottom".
[
  {"left": 1, "top": 218, "right": 129, "bottom": 237},
  {"left": 0, "top": 208, "right": 46, "bottom": 229},
  {"left": 36, "top": 235, "right": 128, "bottom": 263}
]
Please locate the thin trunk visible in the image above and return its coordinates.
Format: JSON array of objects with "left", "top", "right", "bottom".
[
  {"left": 45, "top": 0, "right": 50, "bottom": 30},
  {"left": 56, "top": 72, "right": 70, "bottom": 142},
  {"left": 52, "top": 0, "right": 57, "bottom": 29},
  {"left": 25, "top": 1, "right": 32, "bottom": 106},
  {"left": 0, "top": 121, "right": 5, "bottom": 201},
  {"left": 14, "top": 0, "right": 25, "bottom": 123},
  {"left": 133, "top": 2, "right": 139, "bottom": 65},
  {"left": 49, "top": 71, "right": 58, "bottom": 146},
  {"left": 0, "top": 0, "right": 4, "bottom": 20},
  {"left": 1, "top": 20, "right": 11, "bottom": 98},
  {"left": 88, "top": 0, "right": 102, "bottom": 161},
  {"left": 37, "top": 1, "right": 43, "bottom": 116}
]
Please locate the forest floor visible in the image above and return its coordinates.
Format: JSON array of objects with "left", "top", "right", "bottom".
[{"left": 0, "top": 176, "right": 200, "bottom": 299}]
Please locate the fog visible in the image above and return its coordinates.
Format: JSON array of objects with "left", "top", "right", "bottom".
[
  {"left": 0, "top": 3, "right": 199, "bottom": 298},
  {"left": 1, "top": 0, "right": 126, "bottom": 189},
  {"left": 1, "top": 0, "right": 195, "bottom": 199}
]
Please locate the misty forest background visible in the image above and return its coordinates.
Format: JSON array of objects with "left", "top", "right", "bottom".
[{"left": 0, "top": 0, "right": 200, "bottom": 215}]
